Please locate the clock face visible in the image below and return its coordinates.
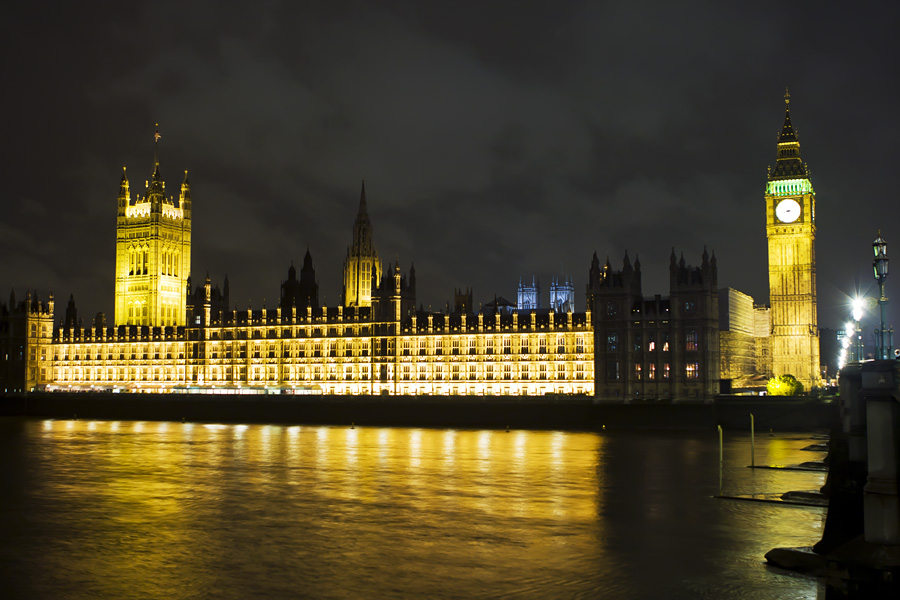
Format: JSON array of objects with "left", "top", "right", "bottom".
[{"left": 775, "top": 198, "right": 801, "bottom": 223}]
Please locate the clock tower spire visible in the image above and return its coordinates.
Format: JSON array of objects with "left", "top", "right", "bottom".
[{"left": 765, "top": 88, "right": 821, "bottom": 390}]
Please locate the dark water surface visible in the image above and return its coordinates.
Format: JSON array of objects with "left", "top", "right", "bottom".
[{"left": 0, "top": 418, "right": 825, "bottom": 599}]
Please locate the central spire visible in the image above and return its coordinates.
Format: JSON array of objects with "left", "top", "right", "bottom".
[
  {"left": 343, "top": 179, "right": 381, "bottom": 307},
  {"left": 768, "top": 88, "right": 809, "bottom": 181},
  {"left": 152, "top": 123, "right": 162, "bottom": 180},
  {"left": 353, "top": 179, "right": 372, "bottom": 235},
  {"left": 358, "top": 179, "right": 368, "bottom": 216},
  {"left": 778, "top": 88, "right": 797, "bottom": 143}
]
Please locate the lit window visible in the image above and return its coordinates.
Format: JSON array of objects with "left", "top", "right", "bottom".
[
  {"left": 686, "top": 330, "right": 698, "bottom": 351},
  {"left": 607, "top": 332, "right": 617, "bottom": 351},
  {"left": 686, "top": 362, "right": 699, "bottom": 379}
]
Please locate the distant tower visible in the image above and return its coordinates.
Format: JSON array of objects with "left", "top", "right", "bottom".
[
  {"left": 517, "top": 276, "right": 541, "bottom": 310},
  {"left": 765, "top": 89, "right": 820, "bottom": 389},
  {"left": 281, "top": 248, "right": 319, "bottom": 311},
  {"left": 453, "top": 287, "right": 473, "bottom": 314},
  {"left": 114, "top": 125, "right": 191, "bottom": 327},
  {"left": 372, "top": 260, "right": 416, "bottom": 322},
  {"left": 550, "top": 276, "right": 575, "bottom": 312},
  {"left": 342, "top": 181, "right": 381, "bottom": 307}
]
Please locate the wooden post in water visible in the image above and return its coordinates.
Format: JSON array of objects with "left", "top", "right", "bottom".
[
  {"left": 718, "top": 424, "right": 723, "bottom": 497},
  {"left": 750, "top": 413, "right": 755, "bottom": 468}
]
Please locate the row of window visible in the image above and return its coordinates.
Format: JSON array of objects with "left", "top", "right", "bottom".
[
  {"left": 126, "top": 245, "right": 181, "bottom": 277},
  {"left": 53, "top": 361, "right": 590, "bottom": 384},
  {"left": 606, "top": 331, "right": 699, "bottom": 352},
  {"left": 605, "top": 361, "right": 701, "bottom": 381},
  {"left": 54, "top": 334, "right": 589, "bottom": 361}
]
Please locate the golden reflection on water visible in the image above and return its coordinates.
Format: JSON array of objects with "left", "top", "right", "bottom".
[
  {"left": 37, "top": 420, "right": 604, "bottom": 525},
  {"left": 23, "top": 419, "right": 825, "bottom": 599}
]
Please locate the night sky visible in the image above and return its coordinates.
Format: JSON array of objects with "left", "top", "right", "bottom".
[{"left": 3, "top": 1, "right": 898, "bottom": 330}]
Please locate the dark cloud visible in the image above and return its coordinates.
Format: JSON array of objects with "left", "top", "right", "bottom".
[{"left": 2, "top": 0, "right": 898, "bottom": 331}]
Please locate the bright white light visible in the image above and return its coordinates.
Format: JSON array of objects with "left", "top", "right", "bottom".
[
  {"left": 852, "top": 297, "right": 865, "bottom": 322},
  {"left": 842, "top": 337, "right": 851, "bottom": 349},
  {"left": 845, "top": 322, "right": 856, "bottom": 336}
]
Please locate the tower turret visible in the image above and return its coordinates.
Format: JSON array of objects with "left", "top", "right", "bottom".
[
  {"left": 114, "top": 125, "right": 192, "bottom": 327},
  {"left": 180, "top": 170, "right": 192, "bottom": 221},
  {"left": 118, "top": 167, "right": 129, "bottom": 218}
]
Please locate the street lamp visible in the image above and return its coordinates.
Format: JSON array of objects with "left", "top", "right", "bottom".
[
  {"left": 845, "top": 321, "right": 855, "bottom": 356},
  {"left": 851, "top": 297, "right": 865, "bottom": 361},
  {"left": 872, "top": 231, "right": 891, "bottom": 359}
]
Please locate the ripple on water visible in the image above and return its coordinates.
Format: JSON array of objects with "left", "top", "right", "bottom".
[{"left": 0, "top": 420, "right": 824, "bottom": 600}]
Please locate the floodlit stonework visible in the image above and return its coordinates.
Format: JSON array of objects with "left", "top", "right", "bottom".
[
  {"left": 765, "top": 90, "right": 822, "bottom": 389},
  {"left": 114, "top": 126, "right": 191, "bottom": 328}
]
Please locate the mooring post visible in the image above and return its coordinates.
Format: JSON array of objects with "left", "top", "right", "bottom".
[
  {"left": 718, "top": 424, "right": 724, "bottom": 497},
  {"left": 750, "top": 413, "right": 755, "bottom": 468}
]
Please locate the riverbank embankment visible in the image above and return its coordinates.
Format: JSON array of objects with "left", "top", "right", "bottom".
[{"left": 0, "top": 392, "right": 835, "bottom": 432}]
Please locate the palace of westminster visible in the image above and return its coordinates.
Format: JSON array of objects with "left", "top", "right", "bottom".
[{"left": 0, "top": 92, "right": 822, "bottom": 400}]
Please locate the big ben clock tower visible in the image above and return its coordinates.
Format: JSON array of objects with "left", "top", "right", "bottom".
[{"left": 766, "top": 89, "right": 821, "bottom": 390}]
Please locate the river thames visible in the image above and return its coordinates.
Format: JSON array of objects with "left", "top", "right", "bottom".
[{"left": 0, "top": 418, "right": 825, "bottom": 599}]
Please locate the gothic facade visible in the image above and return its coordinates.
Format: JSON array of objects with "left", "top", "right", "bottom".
[
  {"left": 587, "top": 251, "right": 720, "bottom": 401},
  {"left": 517, "top": 276, "right": 541, "bottom": 310},
  {"left": 0, "top": 291, "right": 54, "bottom": 392}
]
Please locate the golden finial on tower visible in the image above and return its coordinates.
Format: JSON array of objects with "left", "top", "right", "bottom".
[
  {"left": 154, "top": 123, "right": 161, "bottom": 143},
  {"left": 784, "top": 87, "right": 790, "bottom": 105}
]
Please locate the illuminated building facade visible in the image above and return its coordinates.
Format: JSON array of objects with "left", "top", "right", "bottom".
[
  {"left": 587, "top": 250, "right": 720, "bottom": 401},
  {"left": 115, "top": 127, "right": 192, "bottom": 328},
  {"left": 718, "top": 288, "right": 772, "bottom": 387},
  {"left": 550, "top": 276, "right": 575, "bottom": 313},
  {"left": 0, "top": 291, "right": 54, "bottom": 392},
  {"left": 517, "top": 277, "right": 541, "bottom": 310},
  {"left": 765, "top": 90, "right": 821, "bottom": 389},
  {"left": 38, "top": 291, "right": 595, "bottom": 397}
]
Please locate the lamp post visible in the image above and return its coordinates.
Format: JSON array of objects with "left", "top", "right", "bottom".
[
  {"left": 872, "top": 231, "right": 891, "bottom": 359},
  {"left": 851, "top": 297, "right": 865, "bottom": 362}
]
